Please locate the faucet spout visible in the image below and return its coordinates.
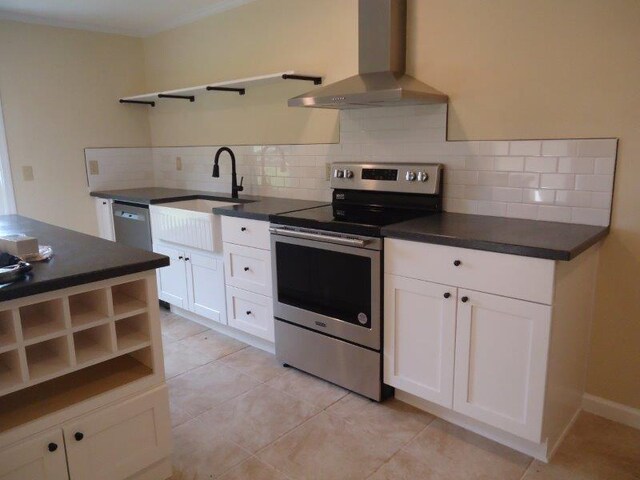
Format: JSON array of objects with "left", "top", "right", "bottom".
[{"left": 213, "top": 147, "right": 243, "bottom": 198}]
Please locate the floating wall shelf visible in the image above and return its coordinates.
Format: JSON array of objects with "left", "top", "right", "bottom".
[{"left": 119, "top": 70, "right": 323, "bottom": 107}]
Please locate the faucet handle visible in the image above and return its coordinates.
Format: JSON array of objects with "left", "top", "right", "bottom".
[{"left": 238, "top": 176, "right": 244, "bottom": 192}]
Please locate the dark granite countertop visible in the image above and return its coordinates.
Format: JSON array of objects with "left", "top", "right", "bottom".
[
  {"left": 90, "top": 187, "right": 328, "bottom": 221},
  {"left": 0, "top": 215, "right": 169, "bottom": 301},
  {"left": 381, "top": 213, "right": 609, "bottom": 261}
]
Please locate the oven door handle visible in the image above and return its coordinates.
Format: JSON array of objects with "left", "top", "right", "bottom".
[{"left": 269, "top": 227, "right": 367, "bottom": 247}]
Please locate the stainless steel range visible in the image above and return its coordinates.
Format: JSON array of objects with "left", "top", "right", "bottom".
[{"left": 270, "top": 162, "right": 443, "bottom": 401}]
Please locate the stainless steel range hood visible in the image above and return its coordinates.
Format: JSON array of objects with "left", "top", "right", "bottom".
[{"left": 288, "top": 0, "right": 447, "bottom": 109}]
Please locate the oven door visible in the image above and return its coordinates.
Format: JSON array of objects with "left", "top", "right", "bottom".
[{"left": 270, "top": 228, "right": 381, "bottom": 350}]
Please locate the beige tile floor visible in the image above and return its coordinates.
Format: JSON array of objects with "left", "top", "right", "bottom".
[{"left": 161, "top": 310, "right": 640, "bottom": 480}]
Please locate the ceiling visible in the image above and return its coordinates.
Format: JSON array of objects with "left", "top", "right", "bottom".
[{"left": 0, "top": 0, "right": 257, "bottom": 37}]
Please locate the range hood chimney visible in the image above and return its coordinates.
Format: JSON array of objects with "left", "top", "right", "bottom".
[{"left": 288, "top": 0, "right": 447, "bottom": 109}]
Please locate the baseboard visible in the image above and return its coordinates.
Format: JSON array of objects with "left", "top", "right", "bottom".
[
  {"left": 170, "top": 306, "right": 276, "bottom": 354},
  {"left": 583, "top": 393, "right": 640, "bottom": 430},
  {"left": 545, "top": 407, "right": 581, "bottom": 461},
  {"left": 395, "top": 390, "right": 550, "bottom": 461}
]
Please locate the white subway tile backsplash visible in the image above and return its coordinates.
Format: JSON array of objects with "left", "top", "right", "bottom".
[
  {"left": 494, "top": 156, "right": 525, "bottom": 172},
  {"left": 538, "top": 205, "right": 572, "bottom": 223},
  {"left": 557, "top": 157, "right": 595, "bottom": 174},
  {"left": 86, "top": 105, "right": 615, "bottom": 227},
  {"left": 577, "top": 139, "right": 618, "bottom": 157},
  {"left": 523, "top": 189, "right": 555, "bottom": 204},
  {"left": 540, "top": 174, "right": 575, "bottom": 190},
  {"left": 594, "top": 157, "right": 616, "bottom": 175},
  {"left": 509, "top": 141, "right": 542, "bottom": 156},
  {"left": 575, "top": 174, "right": 614, "bottom": 192},
  {"left": 509, "top": 173, "right": 540, "bottom": 188},
  {"left": 525, "top": 156, "right": 558, "bottom": 173}
]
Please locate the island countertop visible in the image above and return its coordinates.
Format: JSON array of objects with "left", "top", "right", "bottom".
[
  {"left": 0, "top": 215, "right": 169, "bottom": 301},
  {"left": 381, "top": 212, "right": 609, "bottom": 261}
]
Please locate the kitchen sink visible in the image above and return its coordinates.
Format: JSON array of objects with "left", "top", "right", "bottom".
[{"left": 149, "top": 199, "right": 239, "bottom": 252}]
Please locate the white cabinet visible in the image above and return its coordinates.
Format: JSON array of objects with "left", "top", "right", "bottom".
[
  {"left": 187, "top": 251, "right": 226, "bottom": 323},
  {"left": 154, "top": 242, "right": 226, "bottom": 324},
  {"left": 383, "top": 274, "right": 456, "bottom": 408},
  {"left": 155, "top": 243, "right": 189, "bottom": 309},
  {"left": 221, "top": 217, "right": 274, "bottom": 342},
  {"left": 64, "top": 386, "right": 171, "bottom": 480},
  {"left": 454, "top": 290, "right": 551, "bottom": 442},
  {"left": 384, "top": 237, "right": 600, "bottom": 458},
  {"left": 0, "top": 429, "right": 68, "bottom": 480},
  {"left": 94, "top": 198, "right": 115, "bottom": 241}
]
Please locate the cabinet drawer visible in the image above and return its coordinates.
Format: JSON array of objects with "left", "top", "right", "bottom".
[
  {"left": 226, "top": 286, "right": 274, "bottom": 342},
  {"left": 385, "top": 239, "right": 555, "bottom": 304},
  {"left": 221, "top": 216, "right": 270, "bottom": 250},
  {"left": 224, "top": 243, "right": 272, "bottom": 297},
  {"left": 63, "top": 386, "right": 171, "bottom": 480}
]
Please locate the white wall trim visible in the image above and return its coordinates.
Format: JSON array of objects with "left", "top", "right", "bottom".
[
  {"left": 583, "top": 393, "right": 640, "bottom": 430},
  {"left": 0, "top": 93, "right": 17, "bottom": 215}
]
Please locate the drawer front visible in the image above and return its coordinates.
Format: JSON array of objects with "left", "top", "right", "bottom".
[
  {"left": 385, "top": 239, "right": 555, "bottom": 304},
  {"left": 226, "top": 286, "right": 274, "bottom": 342},
  {"left": 221, "top": 216, "right": 270, "bottom": 250},
  {"left": 224, "top": 243, "right": 272, "bottom": 297}
]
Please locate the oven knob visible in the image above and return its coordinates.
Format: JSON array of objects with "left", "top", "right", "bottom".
[
  {"left": 334, "top": 169, "right": 344, "bottom": 178},
  {"left": 417, "top": 171, "right": 429, "bottom": 182},
  {"left": 405, "top": 171, "right": 417, "bottom": 182},
  {"left": 343, "top": 169, "right": 354, "bottom": 179}
]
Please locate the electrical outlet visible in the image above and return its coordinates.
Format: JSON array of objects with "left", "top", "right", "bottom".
[
  {"left": 176, "top": 156, "right": 182, "bottom": 171},
  {"left": 325, "top": 164, "right": 331, "bottom": 181},
  {"left": 88, "top": 160, "right": 99, "bottom": 175},
  {"left": 22, "top": 166, "right": 34, "bottom": 181}
]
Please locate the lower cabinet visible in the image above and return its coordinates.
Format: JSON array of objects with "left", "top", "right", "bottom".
[
  {"left": 226, "top": 286, "right": 274, "bottom": 342},
  {"left": 0, "top": 387, "right": 170, "bottom": 480},
  {"left": 384, "top": 273, "right": 551, "bottom": 443},
  {"left": 383, "top": 274, "right": 456, "bottom": 408},
  {"left": 154, "top": 242, "right": 226, "bottom": 324},
  {"left": 453, "top": 290, "right": 550, "bottom": 442},
  {"left": 64, "top": 386, "right": 171, "bottom": 480},
  {"left": 94, "top": 198, "right": 115, "bottom": 241},
  {"left": 0, "top": 429, "right": 68, "bottom": 480}
]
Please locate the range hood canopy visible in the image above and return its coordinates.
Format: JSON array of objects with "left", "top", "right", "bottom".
[{"left": 288, "top": 0, "right": 447, "bottom": 109}]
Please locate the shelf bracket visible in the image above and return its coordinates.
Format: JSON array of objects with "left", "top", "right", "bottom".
[
  {"left": 158, "top": 94, "right": 195, "bottom": 102},
  {"left": 206, "top": 86, "right": 246, "bottom": 95},
  {"left": 119, "top": 99, "right": 155, "bottom": 107},
  {"left": 282, "top": 74, "right": 322, "bottom": 85}
]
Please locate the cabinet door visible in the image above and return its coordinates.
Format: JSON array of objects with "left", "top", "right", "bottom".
[
  {"left": 383, "top": 274, "right": 457, "bottom": 408},
  {"left": 186, "top": 250, "right": 227, "bottom": 324},
  {"left": 94, "top": 198, "right": 115, "bottom": 241},
  {"left": 63, "top": 386, "right": 171, "bottom": 480},
  {"left": 154, "top": 244, "right": 188, "bottom": 308},
  {"left": 453, "top": 290, "right": 551, "bottom": 442},
  {"left": 226, "top": 286, "right": 274, "bottom": 342},
  {"left": 0, "top": 429, "right": 68, "bottom": 480}
]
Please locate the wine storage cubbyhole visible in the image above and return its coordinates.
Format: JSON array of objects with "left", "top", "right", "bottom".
[
  {"left": 69, "top": 288, "right": 110, "bottom": 328},
  {"left": 111, "top": 279, "right": 148, "bottom": 316},
  {"left": 26, "top": 335, "right": 72, "bottom": 381},
  {"left": 115, "top": 313, "right": 150, "bottom": 351},
  {"left": 73, "top": 324, "right": 115, "bottom": 365},
  {"left": 19, "top": 299, "right": 66, "bottom": 342},
  {"left": 0, "top": 310, "right": 16, "bottom": 349},
  {"left": 0, "top": 349, "right": 23, "bottom": 391}
]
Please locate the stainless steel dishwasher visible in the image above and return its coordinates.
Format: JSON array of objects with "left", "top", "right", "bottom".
[{"left": 112, "top": 201, "right": 153, "bottom": 251}]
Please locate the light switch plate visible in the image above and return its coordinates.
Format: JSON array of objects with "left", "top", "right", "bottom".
[
  {"left": 89, "top": 160, "right": 99, "bottom": 175},
  {"left": 22, "top": 166, "right": 34, "bottom": 181},
  {"left": 176, "top": 156, "right": 182, "bottom": 171}
]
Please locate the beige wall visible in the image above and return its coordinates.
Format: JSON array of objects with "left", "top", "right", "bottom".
[
  {"left": 407, "top": 0, "right": 640, "bottom": 409},
  {"left": 142, "top": 0, "right": 355, "bottom": 146},
  {"left": 0, "top": 21, "right": 150, "bottom": 234}
]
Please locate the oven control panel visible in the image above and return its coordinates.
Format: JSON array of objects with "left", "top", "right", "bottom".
[{"left": 330, "top": 163, "right": 442, "bottom": 195}]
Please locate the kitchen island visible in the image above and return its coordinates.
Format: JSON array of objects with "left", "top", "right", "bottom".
[{"left": 0, "top": 215, "right": 172, "bottom": 480}]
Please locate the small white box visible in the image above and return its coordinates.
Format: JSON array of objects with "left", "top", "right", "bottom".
[{"left": 0, "top": 234, "right": 39, "bottom": 257}]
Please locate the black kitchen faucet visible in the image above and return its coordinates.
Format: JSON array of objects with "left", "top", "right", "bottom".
[{"left": 212, "top": 146, "right": 244, "bottom": 198}]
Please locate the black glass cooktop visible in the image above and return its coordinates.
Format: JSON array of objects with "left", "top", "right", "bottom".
[{"left": 270, "top": 204, "right": 435, "bottom": 237}]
